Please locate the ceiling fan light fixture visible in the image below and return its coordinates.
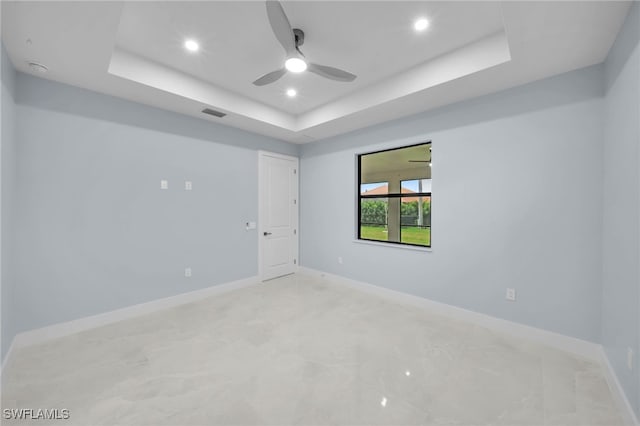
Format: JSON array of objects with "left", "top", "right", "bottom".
[
  {"left": 286, "top": 88, "right": 297, "bottom": 97},
  {"left": 285, "top": 57, "right": 307, "bottom": 73}
]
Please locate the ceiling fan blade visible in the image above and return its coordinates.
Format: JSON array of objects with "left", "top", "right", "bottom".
[
  {"left": 265, "top": 1, "right": 296, "bottom": 56},
  {"left": 253, "top": 68, "right": 287, "bottom": 86},
  {"left": 308, "top": 63, "right": 357, "bottom": 82}
]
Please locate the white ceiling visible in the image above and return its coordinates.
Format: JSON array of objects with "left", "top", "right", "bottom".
[
  {"left": 1, "top": 1, "right": 631, "bottom": 144},
  {"left": 115, "top": 2, "right": 504, "bottom": 115}
]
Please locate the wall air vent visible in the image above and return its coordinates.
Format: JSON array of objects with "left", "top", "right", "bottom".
[{"left": 201, "top": 108, "right": 226, "bottom": 118}]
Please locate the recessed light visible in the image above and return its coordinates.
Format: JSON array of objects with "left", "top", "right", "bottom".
[
  {"left": 184, "top": 39, "right": 199, "bottom": 52},
  {"left": 286, "top": 88, "right": 297, "bottom": 98},
  {"left": 414, "top": 18, "right": 430, "bottom": 32},
  {"left": 285, "top": 57, "right": 307, "bottom": 73}
]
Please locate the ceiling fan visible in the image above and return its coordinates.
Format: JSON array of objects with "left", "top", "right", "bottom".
[
  {"left": 408, "top": 159, "right": 432, "bottom": 167},
  {"left": 253, "top": 1, "right": 357, "bottom": 86}
]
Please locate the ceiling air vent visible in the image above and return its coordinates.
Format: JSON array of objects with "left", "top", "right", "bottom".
[{"left": 201, "top": 108, "right": 226, "bottom": 118}]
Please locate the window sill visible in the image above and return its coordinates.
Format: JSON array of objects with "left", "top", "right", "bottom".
[{"left": 352, "top": 239, "right": 433, "bottom": 252}]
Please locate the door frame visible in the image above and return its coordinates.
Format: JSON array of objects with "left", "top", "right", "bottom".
[{"left": 258, "top": 150, "right": 299, "bottom": 281}]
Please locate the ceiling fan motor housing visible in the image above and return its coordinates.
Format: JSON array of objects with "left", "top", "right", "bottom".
[{"left": 293, "top": 28, "right": 305, "bottom": 47}]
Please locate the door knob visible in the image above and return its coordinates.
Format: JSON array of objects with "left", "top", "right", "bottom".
[{"left": 263, "top": 232, "right": 272, "bottom": 236}]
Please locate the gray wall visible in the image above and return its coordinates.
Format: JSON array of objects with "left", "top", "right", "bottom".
[
  {"left": 602, "top": 1, "right": 640, "bottom": 417},
  {"left": 300, "top": 65, "right": 605, "bottom": 343},
  {"left": 7, "top": 73, "right": 297, "bottom": 344},
  {"left": 1, "top": 44, "right": 17, "bottom": 360}
]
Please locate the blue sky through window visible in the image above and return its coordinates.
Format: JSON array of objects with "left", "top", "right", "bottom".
[
  {"left": 402, "top": 179, "right": 432, "bottom": 193},
  {"left": 402, "top": 180, "right": 419, "bottom": 192}
]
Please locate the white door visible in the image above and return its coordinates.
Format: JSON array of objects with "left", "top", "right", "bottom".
[{"left": 259, "top": 151, "right": 298, "bottom": 281}]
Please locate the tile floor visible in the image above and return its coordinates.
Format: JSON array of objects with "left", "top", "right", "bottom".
[{"left": 1, "top": 274, "right": 623, "bottom": 425}]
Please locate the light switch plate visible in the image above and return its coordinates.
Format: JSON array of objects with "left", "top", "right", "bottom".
[
  {"left": 185, "top": 181, "right": 192, "bottom": 191},
  {"left": 160, "top": 180, "right": 168, "bottom": 190}
]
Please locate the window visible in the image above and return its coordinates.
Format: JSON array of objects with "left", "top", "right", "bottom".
[{"left": 358, "top": 142, "right": 431, "bottom": 247}]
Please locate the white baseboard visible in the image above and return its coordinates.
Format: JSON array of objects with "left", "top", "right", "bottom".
[
  {"left": 600, "top": 347, "right": 640, "bottom": 426},
  {"left": 1, "top": 275, "right": 260, "bottom": 374},
  {"left": 297, "top": 267, "right": 601, "bottom": 360}
]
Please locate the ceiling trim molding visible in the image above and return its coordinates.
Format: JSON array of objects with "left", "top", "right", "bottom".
[
  {"left": 108, "top": 48, "right": 296, "bottom": 130},
  {"left": 297, "top": 31, "right": 511, "bottom": 131},
  {"left": 108, "top": 32, "right": 511, "bottom": 135}
]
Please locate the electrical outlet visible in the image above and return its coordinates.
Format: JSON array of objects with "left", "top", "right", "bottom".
[
  {"left": 338, "top": 257, "right": 343, "bottom": 264},
  {"left": 506, "top": 288, "right": 516, "bottom": 301},
  {"left": 628, "top": 347, "right": 634, "bottom": 370},
  {"left": 185, "top": 181, "right": 193, "bottom": 191},
  {"left": 184, "top": 267, "right": 192, "bottom": 278},
  {"left": 160, "top": 180, "right": 168, "bottom": 190}
]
